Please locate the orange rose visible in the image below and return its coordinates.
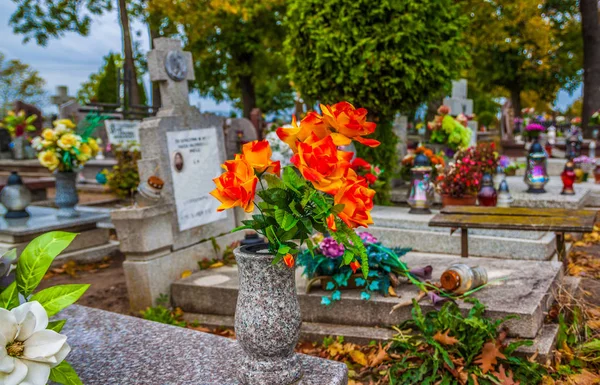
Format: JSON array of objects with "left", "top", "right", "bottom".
[
  {"left": 290, "top": 134, "right": 352, "bottom": 195},
  {"left": 283, "top": 253, "right": 295, "bottom": 268},
  {"left": 320, "top": 102, "right": 380, "bottom": 148},
  {"left": 349, "top": 260, "right": 361, "bottom": 274},
  {"left": 326, "top": 213, "right": 337, "bottom": 232},
  {"left": 333, "top": 169, "right": 375, "bottom": 228},
  {"left": 276, "top": 112, "right": 331, "bottom": 153},
  {"left": 210, "top": 155, "right": 258, "bottom": 213},
  {"left": 242, "top": 140, "right": 281, "bottom": 176}
]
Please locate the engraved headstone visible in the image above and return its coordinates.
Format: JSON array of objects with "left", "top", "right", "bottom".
[
  {"left": 105, "top": 120, "right": 141, "bottom": 145},
  {"left": 139, "top": 38, "right": 233, "bottom": 250}
]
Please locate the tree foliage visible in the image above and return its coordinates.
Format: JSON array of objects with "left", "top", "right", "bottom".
[
  {"left": 148, "top": 0, "right": 293, "bottom": 117},
  {"left": 284, "top": 0, "right": 468, "bottom": 203},
  {"left": 0, "top": 53, "right": 46, "bottom": 116},
  {"left": 463, "top": 0, "right": 582, "bottom": 117}
]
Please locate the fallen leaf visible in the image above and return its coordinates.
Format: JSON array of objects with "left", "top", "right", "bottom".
[
  {"left": 475, "top": 341, "right": 506, "bottom": 374},
  {"left": 388, "top": 286, "right": 397, "bottom": 297},
  {"left": 368, "top": 343, "right": 389, "bottom": 366},
  {"left": 349, "top": 350, "right": 368, "bottom": 366},
  {"left": 181, "top": 270, "right": 192, "bottom": 278},
  {"left": 209, "top": 261, "right": 224, "bottom": 268},
  {"left": 567, "top": 370, "right": 600, "bottom": 385},
  {"left": 493, "top": 365, "right": 520, "bottom": 385},
  {"left": 434, "top": 329, "right": 459, "bottom": 345}
]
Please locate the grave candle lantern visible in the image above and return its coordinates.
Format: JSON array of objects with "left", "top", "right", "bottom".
[
  {"left": 496, "top": 179, "right": 513, "bottom": 208},
  {"left": 407, "top": 153, "right": 433, "bottom": 214},
  {"left": 0, "top": 171, "right": 31, "bottom": 218},
  {"left": 477, "top": 173, "right": 497, "bottom": 207},
  {"left": 566, "top": 130, "right": 582, "bottom": 160},
  {"left": 525, "top": 141, "right": 549, "bottom": 194},
  {"left": 561, "top": 161, "right": 576, "bottom": 195}
]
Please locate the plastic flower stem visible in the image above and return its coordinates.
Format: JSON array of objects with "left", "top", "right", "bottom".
[{"left": 368, "top": 242, "right": 429, "bottom": 293}]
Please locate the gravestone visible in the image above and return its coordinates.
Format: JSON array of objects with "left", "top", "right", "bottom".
[
  {"left": 443, "top": 79, "right": 478, "bottom": 146},
  {"left": 50, "top": 86, "right": 75, "bottom": 110},
  {"left": 104, "top": 120, "right": 141, "bottom": 146},
  {"left": 111, "top": 38, "right": 240, "bottom": 311},
  {"left": 58, "top": 99, "right": 86, "bottom": 123},
  {"left": 224, "top": 117, "right": 258, "bottom": 159}
]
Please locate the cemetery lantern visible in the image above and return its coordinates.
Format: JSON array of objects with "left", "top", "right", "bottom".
[
  {"left": 561, "top": 161, "right": 576, "bottom": 196},
  {"left": 0, "top": 171, "right": 31, "bottom": 218},
  {"left": 566, "top": 130, "right": 582, "bottom": 160},
  {"left": 496, "top": 179, "right": 513, "bottom": 208},
  {"left": 407, "top": 153, "right": 433, "bottom": 214},
  {"left": 477, "top": 173, "right": 497, "bottom": 207},
  {"left": 524, "top": 141, "right": 549, "bottom": 194}
]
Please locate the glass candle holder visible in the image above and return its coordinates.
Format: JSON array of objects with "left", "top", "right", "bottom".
[
  {"left": 561, "top": 161, "right": 576, "bottom": 195},
  {"left": 407, "top": 153, "right": 433, "bottom": 214},
  {"left": 477, "top": 173, "right": 497, "bottom": 207},
  {"left": 524, "top": 141, "right": 549, "bottom": 194}
]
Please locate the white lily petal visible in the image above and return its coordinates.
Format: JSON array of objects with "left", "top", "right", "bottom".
[
  {"left": 12, "top": 302, "right": 48, "bottom": 341},
  {"left": 20, "top": 360, "right": 51, "bottom": 385},
  {"left": 23, "top": 330, "right": 67, "bottom": 360},
  {"left": 0, "top": 333, "right": 15, "bottom": 373},
  {"left": 50, "top": 342, "right": 71, "bottom": 368},
  {"left": 0, "top": 308, "right": 18, "bottom": 342},
  {"left": 0, "top": 358, "right": 27, "bottom": 385}
]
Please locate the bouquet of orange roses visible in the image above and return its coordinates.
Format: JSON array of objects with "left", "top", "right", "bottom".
[{"left": 211, "top": 102, "right": 380, "bottom": 277}]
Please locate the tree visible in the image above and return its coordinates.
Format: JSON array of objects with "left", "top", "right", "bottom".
[
  {"left": 579, "top": 0, "right": 600, "bottom": 135},
  {"left": 96, "top": 53, "right": 119, "bottom": 104},
  {"left": 0, "top": 53, "right": 46, "bottom": 117},
  {"left": 284, "top": 0, "right": 468, "bottom": 203},
  {"left": 9, "top": 0, "right": 141, "bottom": 107},
  {"left": 463, "top": 0, "right": 582, "bottom": 120},
  {"left": 148, "top": 0, "right": 294, "bottom": 118}
]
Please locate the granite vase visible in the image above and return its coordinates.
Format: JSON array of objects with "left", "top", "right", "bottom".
[
  {"left": 55, "top": 171, "right": 79, "bottom": 218},
  {"left": 234, "top": 244, "right": 302, "bottom": 385}
]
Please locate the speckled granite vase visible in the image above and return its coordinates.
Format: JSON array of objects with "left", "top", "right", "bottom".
[
  {"left": 234, "top": 244, "right": 303, "bottom": 385},
  {"left": 55, "top": 171, "right": 79, "bottom": 218}
]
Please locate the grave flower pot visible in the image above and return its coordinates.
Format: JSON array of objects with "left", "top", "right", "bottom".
[
  {"left": 11, "top": 136, "right": 25, "bottom": 160},
  {"left": 234, "top": 244, "right": 302, "bottom": 385},
  {"left": 441, "top": 194, "right": 477, "bottom": 208},
  {"left": 55, "top": 171, "right": 79, "bottom": 218}
]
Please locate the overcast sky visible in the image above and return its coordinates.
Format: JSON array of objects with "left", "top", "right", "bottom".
[{"left": 0, "top": 1, "right": 581, "bottom": 116}]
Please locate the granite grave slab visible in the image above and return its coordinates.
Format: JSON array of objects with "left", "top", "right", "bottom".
[
  {"left": 503, "top": 176, "right": 590, "bottom": 209},
  {"left": 172, "top": 252, "right": 564, "bottom": 339},
  {"left": 56, "top": 305, "right": 348, "bottom": 385}
]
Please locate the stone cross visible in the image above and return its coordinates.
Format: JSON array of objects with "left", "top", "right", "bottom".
[
  {"left": 147, "top": 38, "right": 195, "bottom": 110},
  {"left": 50, "top": 86, "right": 74, "bottom": 109},
  {"left": 443, "top": 79, "right": 473, "bottom": 117}
]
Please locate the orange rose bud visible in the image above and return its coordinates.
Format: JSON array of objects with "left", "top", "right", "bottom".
[
  {"left": 437, "top": 105, "right": 450, "bottom": 115},
  {"left": 320, "top": 102, "right": 380, "bottom": 148},
  {"left": 242, "top": 140, "right": 281, "bottom": 176},
  {"left": 350, "top": 260, "right": 361, "bottom": 274},
  {"left": 334, "top": 169, "right": 375, "bottom": 229},
  {"left": 290, "top": 133, "right": 352, "bottom": 195},
  {"left": 276, "top": 113, "right": 331, "bottom": 153},
  {"left": 210, "top": 155, "right": 258, "bottom": 213},
  {"left": 283, "top": 253, "right": 295, "bottom": 268},
  {"left": 326, "top": 213, "right": 337, "bottom": 232}
]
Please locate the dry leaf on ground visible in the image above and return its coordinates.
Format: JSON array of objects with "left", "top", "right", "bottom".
[
  {"left": 474, "top": 341, "right": 506, "bottom": 374},
  {"left": 434, "top": 329, "right": 460, "bottom": 345}
]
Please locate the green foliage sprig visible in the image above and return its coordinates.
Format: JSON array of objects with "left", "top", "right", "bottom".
[{"left": 101, "top": 142, "right": 141, "bottom": 200}]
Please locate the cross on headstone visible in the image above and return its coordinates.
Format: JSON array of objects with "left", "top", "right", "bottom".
[
  {"left": 50, "top": 86, "right": 75, "bottom": 109},
  {"left": 147, "top": 38, "right": 195, "bottom": 110},
  {"left": 443, "top": 79, "right": 473, "bottom": 117}
]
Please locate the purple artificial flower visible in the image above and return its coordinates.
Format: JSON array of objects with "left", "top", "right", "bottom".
[
  {"left": 319, "top": 237, "right": 345, "bottom": 259},
  {"left": 409, "top": 265, "right": 433, "bottom": 281},
  {"left": 499, "top": 155, "right": 511, "bottom": 169},
  {"left": 525, "top": 123, "right": 545, "bottom": 132},
  {"left": 574, "top": 155, "right": 595, "bottom": 164},
  {"left": 358, "top": 232, "right": 378, "bottom": 244},
  {"left": 427, "top": 291, "right": 454, "bottom": 309}
]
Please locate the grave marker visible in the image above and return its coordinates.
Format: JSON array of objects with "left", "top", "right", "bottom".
[{"left": 105, "top": 120, "right": 141, "bottom": 145}]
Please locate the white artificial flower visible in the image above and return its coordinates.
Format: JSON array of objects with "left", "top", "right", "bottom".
[
  {"left": 53, "top": 124, "right": 68, "bottom": 135},
  {"left": 0, "top": 301, "right": 70, "bottom": 385},
  {"left": 30, "top": 137, "right": 42, "bottom": 151}
]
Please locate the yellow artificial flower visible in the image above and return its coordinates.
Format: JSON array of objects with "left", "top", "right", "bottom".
[
  {"left": 87, "top": 138, "right": 99, "bottom": 155},
  {"left": 57, "top": 133, "right": 78, "bottom": 150},
  {"left": 53, "top": 119, "right": 76, "bottom": 129},
  {"left": 77, "top": 143, "right": 92, "bottom": 162},
  {"left": 41, "top": 128, "right": 56, "bottom": 142},
  {"left": 38, "top": 150, "right": 60, "bottom": 171}
]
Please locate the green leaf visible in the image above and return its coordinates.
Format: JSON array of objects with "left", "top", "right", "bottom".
[
  {"left": 278, "top": 245, "right": 291, "bottom": 255},
  {"left": 331, "top": 204, "right": 345, "bottom": 215},
  {"left": 47, "top": 320, "right": 66, "bottom": 333},
  {"left": 274, "top": 209, "right": 298, "bottom": 231},
  {"left": 16, "top": 232, "right": 77, "bottom": 297},
  {"left": 263, "top": 173, "right": 285, "bottom": 189},
  {"left": 49, "top": 361, "right": 83, "bottom": 385},
  {"left": 231, "top": 225, "right": 252, "bottom": 233},
  {"left": 278, "top": 226, "right": 298, "bottom": 242},
  {"left": 282, "top": 167, "right": 305, "bottom": 192},
  {"left": 0, "top": 281, "right": 19, "bottom": 310},
  {"left": 30, "top": 284, "right": 89, "bottom": 317}
]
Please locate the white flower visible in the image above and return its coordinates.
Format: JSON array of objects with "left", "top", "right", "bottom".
[
  {"left": 0, "top": 302, "right": 70, "bottom": 385},
  {"left": 30, "top": 137, "right": 43, "bottom": 151},
  {"left": 53, "top": 124, "right": 68, "bottom": 135}
]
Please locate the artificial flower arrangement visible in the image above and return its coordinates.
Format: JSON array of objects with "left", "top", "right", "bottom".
[
  {"left": 436, "top": 143, "right": 498, "bottom": 198},
  {"left": 573, "top": 155, "right": 595, "bottom": 183},
  {"left": 400, "top": 146, "right": 446, "bottom": 181},
  {"left": 0, "top": 231, "right": 88, "bottom": 385},
  {"left": 211, "top": 101, "right": 383, "bottom": 274},
  {"left": 298, "top": 231, "right": 417, "bottom": 305},
  {"left": 99, "top": 141, "right": 141, "bottom": 199},
  {"left": 427, "top": 105, "right": 471, "bottom": 150},
  {"left": 0, "top": 110, "right": 37, "bottom": 138},
  {"left": 348, "top": 157, "right": 383, "bottom": 188},
  {"left": 571, "top": 117, "right": 582, "bottom": 126},
  {"left": 32, "top": 119, "right": 100, "bottom": 172},
  {"left": 498, "top": 155, "right": 523, "bottom": 176},
  {"left": 524, "top": 123, "right": 545, "bottom": 138}
]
